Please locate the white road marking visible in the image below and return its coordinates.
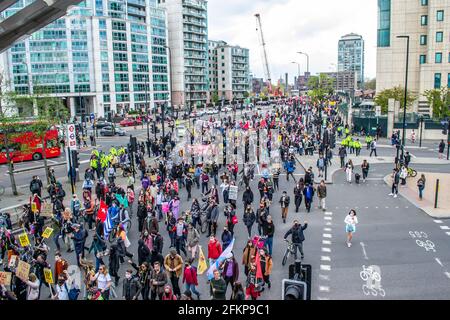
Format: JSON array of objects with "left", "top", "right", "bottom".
[
  {"left": 360, "top": 242, "right": 369, "bottom": 260},
  {"left": 324, "top": 228, "right": 332, "bottom": 232},
  {"left": 375, "top": 206, "right": 379, "bottom": 209},
  {"left": 324, "top": 216, "right": 332, "bottom": 221},
  {"left": 440, "top": 226, "right": 450, "bottom": 230},
  {"left": 323, "top": 234, "right": 332, "bottom": 238},
  {"left": 317, "top": 297, "right": 330, "bottom": 300},
  {"left": 365, "top": 207, "right": 369, "bottom": 209},
  {"left": 445, "top": 272, "right": 450, "bottom": 279},
  {"left": 435, "top": 258, "right": 444, "bottom": 267},
  {"left": 322, "top": 240, "right": 332, "bottom": 245},
  {"left": 319, "top": 286, "right": 330, "bottom": 292},
  {"left": 319, "top": 274, "right": 330, "bottom": 280},
  {"left": 446, "top": 232, "right": 450, "bottom": 236},
  {"left": 321, "top": 247, "right": 331, "bottom": 253},
  {"left": 320, "top": 265, "right": 331, "bottom": 271},
  {"left": 321, "top": 256, "right": 331, "bottom": 261},
  {"left": 326, "top": 222, "right": 332, "bottom": 226},
  {"left": 324, "top": 212, "right": 333, "bottom": 215}
]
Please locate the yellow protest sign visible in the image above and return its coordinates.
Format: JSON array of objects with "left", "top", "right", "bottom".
[
  {"left": 43, "top": 268, "right": 54, "bottom": 284},
  {"left": 31, "top": 202, "right": 38, "bottom": 213},
  {"left": 42, "top": 227, "right": 54, "bottom": 239},
  {"left": 18, "top": 233, "right": 30, "bottom": 247},
  {"left": 197, "top": 246, "right": 208, "bottom": 275},
  {"left": 16, "top": 260, "right": 31, "bottom": 281},
  {"left": 0, "top": 272, "right": 12, "bottom": 286}
]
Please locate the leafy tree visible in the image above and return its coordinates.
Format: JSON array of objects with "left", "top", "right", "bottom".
[
  {"left": 243, "top": 91, "right": 250, "bottom": 98},
  {"left": 423, "top": 88, "right": 450, "bottom": 120},
  {"left": 211, "top": 91, "right": 219, "bottom": 105},
  {"left": 374, "top": 86, "right": 417, "bottom": 114},
  {"left": 307, "top": 74, "right": 335, "bottom": 104}
]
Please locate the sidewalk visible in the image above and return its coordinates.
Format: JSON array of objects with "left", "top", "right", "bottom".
[
  {"left": 384, "top": 173, "right": 450, "bottom": 219},
  {"left": 298, "top": 153, "right": 449, "bottom": 184}
]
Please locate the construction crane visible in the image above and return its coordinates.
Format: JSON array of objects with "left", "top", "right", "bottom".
[{"left": 255, "top": 13, "right": 272, "bottom": 94}]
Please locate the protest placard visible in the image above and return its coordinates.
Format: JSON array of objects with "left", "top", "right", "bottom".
[
  {"left": 42, "top": 227, "right": 54, "bottom": 239},
  {"left": 0, "top": 272, "right": 12, "bottom": 286},
  {"left": 16, "top": 260, "right": 31, "bottom": 281},
  {"left": 228, "top": 185, "right": 238, "bottom": 201},
  {"left": 43, "top": 268, "right": 54, "bottom": 284},
  {"left": 18, "top": 233, "right": 30, "bottom": 247},
  {"left": 40, "top": 202, "right": 53, "bottom": 217}
]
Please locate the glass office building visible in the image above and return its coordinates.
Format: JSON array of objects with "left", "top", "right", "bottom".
[
  {"left": 0, "top": 0, "right": 170, "bottom": 118},
  {"left": 338, "top": 33, "right": 365, "bottom": 90}
]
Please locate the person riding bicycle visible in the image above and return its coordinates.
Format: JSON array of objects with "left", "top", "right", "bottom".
[{"left": 283, "top": 220, "right": 308, "bottom": 260}]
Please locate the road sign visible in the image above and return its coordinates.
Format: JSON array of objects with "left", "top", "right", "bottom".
[
  {"left": 375, "top": 106, "right": 381, "bottom": 117},
  {"left": 67, "top": 124, "right": 77, "bottom": 150}
]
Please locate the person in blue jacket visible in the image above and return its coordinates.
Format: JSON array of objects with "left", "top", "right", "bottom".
[{"left": 283, "top": 156, "right": 296, "bottom": 182}]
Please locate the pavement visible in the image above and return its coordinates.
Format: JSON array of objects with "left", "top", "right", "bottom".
[{"left": 384, "top": 172, "right": 450, "bottom": 219}]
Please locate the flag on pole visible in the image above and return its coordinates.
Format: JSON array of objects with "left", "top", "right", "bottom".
[
  {"left": 197, "top": 245, "right": 208, "bottom": 275},
  {"left": 115, "top": 194, "right": 129, "bottom": 208},
  {"left": 206, "top": 238, "right": 235, "bottom": 280},
  {"left": 103, "top": 208, "right": 114, "bottom": 238},
  {"left": 255, "top": 250, "right": 264, "bottom": 280},
  {"left": 97, "top": 200, "right": 108, "bottom": 222}
]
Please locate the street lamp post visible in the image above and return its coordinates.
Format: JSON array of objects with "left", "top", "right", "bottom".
[
  {"left": 419, "top": 115, "right": 424, "bottom": 148},
  {"left": 397, "top": 35, "right": 410, "bottom": 159},
  {"left": 297, "top": 52, "right": 310, "bottom": 74}
]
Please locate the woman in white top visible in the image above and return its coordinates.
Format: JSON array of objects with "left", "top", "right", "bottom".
[
  {"left": 25, "top": 273, "right": 40, "bottom": 300},
  {"left": 91, "top": 264, "right": 112, "bottom": 300},
  {"left": 53, "top": 276, "right": 70, "bottom": 300},
  {"left": 399, "top": 166, "right": 408, "bottom": 186},
  {"left": 345, "top": 160, "right": 354, "bottom": 183},
  {"left": 344, "top": 209, "right": 358, "bottom": 247}
]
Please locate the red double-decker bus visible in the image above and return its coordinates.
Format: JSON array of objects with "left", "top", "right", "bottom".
[{"left": 0, "top": 122, "right": 61, "bottom": 164}]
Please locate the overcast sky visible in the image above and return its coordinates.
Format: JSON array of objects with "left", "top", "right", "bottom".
[{"left": 208, "top": 0, "right": 377, "bottom": 83}]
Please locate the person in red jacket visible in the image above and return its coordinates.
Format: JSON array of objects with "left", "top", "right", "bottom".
[
  {"left": 207, "top": 235, "right": 222, "bottom": 266},
  {"left": 182, "top": 259, "right": 200, "bottom": 299},
  {"left": 162, "top": 284, "right": 177, "bottom": 300}
]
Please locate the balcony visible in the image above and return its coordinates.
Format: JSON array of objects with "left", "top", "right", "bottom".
[
  {"left": 184, "top": 53, "right": 207, "bottom": 60},
  {"left": 183, "top": 18, "right": 206, "bottom": 28},
  {"left": 183, "top": 0, "right": 207, "bottom": 10},
  {"left": 184, "top": 44, "right": 206, "bottom": 52},
  {"left": 127, "top": 0, "right": 146, "bottom": 7},
  {"left": 183, "top": 8, "right": 207, "bottom": 19}
]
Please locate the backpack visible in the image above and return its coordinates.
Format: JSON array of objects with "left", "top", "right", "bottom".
[
  {"left": 65, "top": 283, "right": 80, "bottom": 301},
  {"left": 31, "top": 181, "right": 40, "bottom": 192}
]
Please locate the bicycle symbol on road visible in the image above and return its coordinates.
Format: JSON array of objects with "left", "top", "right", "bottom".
[
  {"left": 360, "top": 265, "right": 386, "bottom": 297},
  {"left": 409, "top": 231, "right": 436, "bottom": 252}
]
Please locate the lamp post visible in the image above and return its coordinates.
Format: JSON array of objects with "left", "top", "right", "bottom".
[
  {"left": 291, "top": 62, "right": 301, "bottom": 90},
  {"left": 397, "top": 35, "right": 410, "bottom": 159},
  {"left": 297, "top": 51, "right": 310, "bottom": 74},
  {"left": 419, "top": 114, "right": 424, "bottom": 148}
]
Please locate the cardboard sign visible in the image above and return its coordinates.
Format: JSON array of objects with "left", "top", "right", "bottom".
[
  {"left": 8, "top": 255, "right": 18, "bottom": 269},
  {"left": 0, "top": 272, "right": 12, "bottom": 286},
  {"left": 16, "top": 260, "right": 31, "bottom": 281},
  {"left": 18, "top": 233, "right": 30, "bottom": 247},
  {"left": 40, "top": 202, "right": 53, "bottom": 218},
  {"left": 43, "top": 268, "right": 54, "bottom": 284},
  {"left": 228, "top": 186, "right": 238, "bottom": 201},
  {"left": 41, "top": 227, "right": 54, "bottom": 239}
]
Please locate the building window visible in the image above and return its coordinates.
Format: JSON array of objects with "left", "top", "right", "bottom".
[
  {"left": 420, "top": 35, "right": 427, "bottom": 45},
  {"left": 420, "top": 55, "right": 426, "bottom": 64},
  {"left": 436, "top": 52, "right": 442, "bottom": 63},
  {"left": 437, "top": 10, "right": 444, "bottom": 21},
  {"left": 434, "top": 73, "right": 441, "bottom": 88},
  {"left": 448, "top": 74, "right": 450, "bottom": 88},
  {"left": 421, "top": 0, "right": 428, "bottom": 5},
  {"left": 436, "top": 32, "right": 443, "bottom": 42},
  {"left": 377, "top": 0, "right": 391, "bottom": 47},
  {"left": 421, "top": 15, "right": 428, "bottom": 26}
]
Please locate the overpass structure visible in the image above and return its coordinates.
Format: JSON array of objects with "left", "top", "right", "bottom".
[{"left": 0, "top": 0, "right": 83, "bottom": 53}]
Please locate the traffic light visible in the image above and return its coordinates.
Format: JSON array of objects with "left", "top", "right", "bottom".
[
  {"left": 71, "top": 149, "right": 80, "bottom": 168},
  {"left": 282, "top": 279, "right": 307, "bottom": 300},
  {"left": 130, "top": 136, "right": 138, "bottom": 153}
]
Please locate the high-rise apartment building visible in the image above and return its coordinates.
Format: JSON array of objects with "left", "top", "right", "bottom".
[
  {"left": 0, "top": 0, "right": 170, "bottom": 118},
  {"left": 338, "top": 33, "right": 365, "bottom": 90},
  {"left": 376, "top": 0, "right": 450, "bottom": 115},
  {"left": 158, "top": 0, "right": 208, "bottom": 110},
  {"left": 208, "top": 40, "right": 250, "bottom": 101}
]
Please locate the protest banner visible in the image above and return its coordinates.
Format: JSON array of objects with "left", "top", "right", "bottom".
[
  {"left": 0, "top": 272, "right": 12, "bottom": 286},
  {"left": 41, "top": 227, "right": 54, "bottom": 239},
  {"left": 43, "top": 268, "right": 54, "bottom": 284},
  {"left": 18, "top": 233, "right": 30, "bottom": 247},
  {"left": 8, "top": 255, "right": 17, "bottom": 269},
  {"left": 228, "top": 185, "right": 238, "bottom": 201},
  {"left": 16, "top": 260, "right": 31, "bottom": 281},
  {"left": 40, "top": 202, "right": 53, "bottom": 217}
]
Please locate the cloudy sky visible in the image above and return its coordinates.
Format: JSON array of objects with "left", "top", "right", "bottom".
[{"left": 208, "top": 0, "right": 377, "bottom": 82}]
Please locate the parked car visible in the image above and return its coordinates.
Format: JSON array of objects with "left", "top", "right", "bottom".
[
  {"left": 95, "top": 121, "right": 113, "bottom": 129},
  {"left": 100, "top": 125, "right": 126, "bottom": 136},
  {"left": 120, "top": 118, "right": 142, "bottom": 127}
]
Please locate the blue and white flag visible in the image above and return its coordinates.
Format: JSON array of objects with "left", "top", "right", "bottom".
[
  {"left": 206, "top": 238, "right": 235, "bottom": 280},
  {"left": 103, "top": 209, "right": 114, "bottom": 238}
]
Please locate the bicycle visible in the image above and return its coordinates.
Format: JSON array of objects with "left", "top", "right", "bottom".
[
  {"left": 407, "top": 167, "right": 417, "bottom": 178},
  {"left": 282, "top": 239, "right": 295, "bottom": 266}
]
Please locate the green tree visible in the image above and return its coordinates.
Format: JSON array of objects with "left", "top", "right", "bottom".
[
  {"left": 423, "top": 88, "right": 450, "bottom": 120},
  {"left": 243, "top": 91, "right": 250, "bottom": 98},
  {"left": 307, "top": 74, "right": 335, "bottom": 104},
  {"left": 211, "top": 91, "right": 219, "bottom": 105},
  {"left": 374, "top": 86, "right": 417, "bottom": 114}
]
